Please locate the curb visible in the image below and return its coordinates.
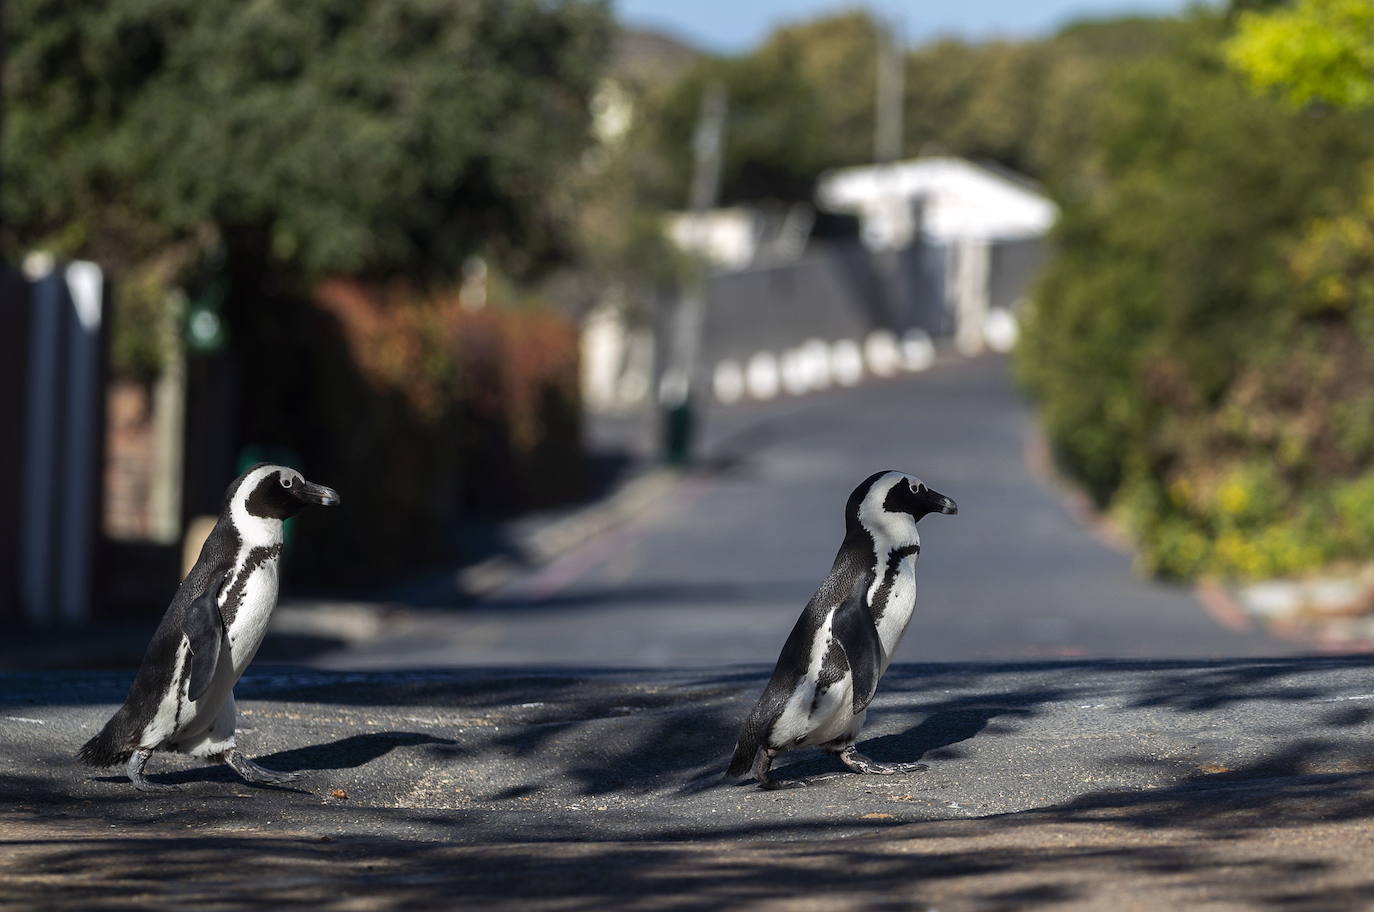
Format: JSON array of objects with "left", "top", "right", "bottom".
[{"left": 454, "top": 467, "right": 682, "bottom": 599}]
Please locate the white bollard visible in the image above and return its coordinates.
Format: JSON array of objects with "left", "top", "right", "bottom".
[
  {"left": 984, "top": 309, "right": 1019, "bottom": 353},
  {"left": 900, "top": 329, "right": 935, "bottom": 372},
  {"left": 864, "top": 330, "right": 900, "bottom": 377},
  {"left": 713, "top": 360, "right": 744, "bottom": 404},
  {"left": 780, "top": 348, "right": 810, "bottom": 396},
  {"left": 802, "top": 339, "right": 831, "bottom": 390},
  {"left": 745, "top": 352, "right": 780, "bottom": 400},
  {"left": 830, "top": 340, "right": 864, "bottom": 387}
]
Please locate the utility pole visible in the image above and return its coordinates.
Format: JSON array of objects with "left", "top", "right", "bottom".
[
  {"left": 874, "top": 18, "right": 904, "bottom": 165},
  {"left": 873, "top": 19, "right": 909, "bottom": 330},
  {"left": 661, "top": 82, "right": 726, "bottom": 465}
]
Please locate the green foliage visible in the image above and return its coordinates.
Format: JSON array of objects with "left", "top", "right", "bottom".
[
  {"left": 641, "top": 14, "right": 1193, "bottom": 207},
  {"left": 1019, "top": 13, "right": 1374, "bottom": 580},
  {"left": 244, "top": 279, "right": 585, "bottom": 576},
  {"left": 565, "top": 72, "right": 696, "bottom": 315},
  {"left": 1226, "top": 0, "right": 1374, "bottom": 109},
  {"left": 3, "top": 0, "right": 612, "bottom": 283},
  {"left": 644, "top": 11, "right": 883, "bottom": 205},
  {"left": 108, "top": 270, "right": 177, "bottom": 381}
]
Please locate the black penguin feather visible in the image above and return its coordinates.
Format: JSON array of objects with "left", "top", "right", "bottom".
[
  {"left": 727, "top": 538, "right": 876, "bottom": 776},
  {"left": 185, "top": 570, "right": 229, "bottom": 702}
]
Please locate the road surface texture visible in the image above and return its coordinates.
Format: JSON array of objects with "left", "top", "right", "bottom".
[
  {"left": 4, "top": 659, "right": 1374, "bottom": 909},
  {"left": 294, "top": 355, "right": 1293, "bottom": 669},
  {"left": 7, "top": 356, "right": 1360, "bottom": 910}
]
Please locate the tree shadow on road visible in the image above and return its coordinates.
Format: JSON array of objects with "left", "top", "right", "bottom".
[
  {"left": 10, "top": 658, "right": 1374, "bottom": 908},
  {"left": 8, "top": 757, "right": 1374, "bottom": 912}
]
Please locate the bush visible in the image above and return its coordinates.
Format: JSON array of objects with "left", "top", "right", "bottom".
[
  {"left": 1017, "top": 14, "right": 1374, "bottom": 580},
  {"left": 287, "top": 280, "right": 584, "bottom": 577}
]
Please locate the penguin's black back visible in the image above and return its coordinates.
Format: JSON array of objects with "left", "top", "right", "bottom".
[
  {"left": 727, "top": 534, "right": 878, "bottom": 776},
  {"left": 77, "top": 501, "right": 243, "bottom": 767}
]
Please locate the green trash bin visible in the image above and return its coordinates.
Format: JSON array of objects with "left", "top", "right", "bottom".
[{"left": 662, "top": 400, "right": 695, "bottom": 466}]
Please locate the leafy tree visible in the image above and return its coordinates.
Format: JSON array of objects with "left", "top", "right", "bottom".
[
  {"left": 642, "top": 13, "right": 1189, "bottom": 207},
  {"left": 3, "top": 0, "right": 612, "bottom": 283},
  {"left": 1226, "top": 0, "right": 1374, "bottom": 109},
  {"left": 643, "top": 10, "right": 883, "bottom": 206},
  {"left": 2, "top": 0, "right": 613, "bottom": 575}
]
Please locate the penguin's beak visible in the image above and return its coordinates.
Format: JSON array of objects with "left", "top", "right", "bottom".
[
  {"left": 293, "top": 480, "right": 341, "bottom": 507},
  {"left": 925, "top": 488, "right": 958, "bottom": 516}
]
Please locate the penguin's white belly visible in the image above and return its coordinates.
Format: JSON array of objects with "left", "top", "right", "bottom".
[
  {"left": 139, "top": 640, "right": 193, "bottom": 747},
  {"left": 161, "top": 559, "right": 282, "bottom": 752},
  {"left": 875, "top": 562, "right": 917, "bottom": 674},
  {"left": 224, "top": 560, "right": 281, "bottom": 674},
  {"left": 774, "top": 674, "right": 856, "bottom": 748},
  {"left": 800, "top": 674, "right": 857, "bottom": 746},
  {"left": 771, "top": 611, "right": 860, "bottom": 749}
]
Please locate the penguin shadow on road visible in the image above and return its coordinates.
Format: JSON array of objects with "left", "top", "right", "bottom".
[
  {"left": 97, "top": 731, "right": 458, "bottom": 791},
  {"left": 759, "top": 706, "right": 1033, "bottom": 788},
  {"left": 488, "top": 698, "right": 745, "bottom": 799}
]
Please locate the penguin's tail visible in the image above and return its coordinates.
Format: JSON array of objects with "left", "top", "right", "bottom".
[
  {"left": 726, "top": 729, "right": 760, "bottom": 778},
  {"left": 76, "top": 715, "right": 135, "bottom": 768}
]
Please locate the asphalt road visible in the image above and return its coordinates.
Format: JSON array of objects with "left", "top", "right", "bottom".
[
  {"left": 5, "top": 658, "right": 1374, "bottom": 908},
  {"left": 6, "top": 356, "right": 1352, "bottom": 910},
  {"left": 300, "top": 355, "right": 1292, "bottom": 670}
]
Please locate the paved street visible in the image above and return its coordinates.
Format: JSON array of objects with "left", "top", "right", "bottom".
[
  {"left": 6, "top": 356, "right": 1354, "bottom": 911},
  {"left": 5, "top": 658, "right": 1374, "bottom": 908},
  {"left": 299, "top": 356, "right": 1293, "bottom": 669}
]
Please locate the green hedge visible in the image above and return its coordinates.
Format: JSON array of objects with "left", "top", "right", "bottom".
[{"left": 1017, "top": 15, "right": 1374, "bottom": 580}]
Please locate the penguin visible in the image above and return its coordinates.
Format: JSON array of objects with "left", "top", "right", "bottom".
[
  {"left": 726, "top": 470, "right": 957, "bottom": 789},
  {"left": 77, "top": 464, "right": 340, "bottom": 790}
]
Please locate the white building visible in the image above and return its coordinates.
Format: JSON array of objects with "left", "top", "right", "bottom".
[
  {"left": 817, "top": 156, "right": 1058, "bottom": 354},
  {"left": 817, "top": 155, "right": 1057, "bottom": 249}
]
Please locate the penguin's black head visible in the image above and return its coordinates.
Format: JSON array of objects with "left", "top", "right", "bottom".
[
  {"left": 238, "top": 464, "right": 342, "bottom": 520},
  {"left": 882, "top": 474, "right": 958, "bottom": 521},
  {"left": 846, "top": 470, "right": 957, "bottom": 540}
]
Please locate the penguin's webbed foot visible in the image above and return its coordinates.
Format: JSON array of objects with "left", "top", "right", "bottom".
[
  {"left": 751, "top": 746, "right": 806, "bottom": 790},
  {"left": 131, "top": 775, "right": 177, "bottom": 791},
  {"left": 835, "top": 746, "right": 929, "bottom": 776},
  {"left": 222, "top": 748, "right": 299, "bottom": 785},
  {"left": 126, "top": 749, "right": 176, "bottom": 791}
]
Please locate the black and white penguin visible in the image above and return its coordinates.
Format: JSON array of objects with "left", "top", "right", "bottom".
[
  {"left": 726, "top": 470, "right": 957, "bottom": 789},
  {"left": 78, "top": 464, "right": 340, "bottom": 790}
]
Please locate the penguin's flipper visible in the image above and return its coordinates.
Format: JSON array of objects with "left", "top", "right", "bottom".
[
  {"left": 184, "top": 571, "right": 229, "bottom": 702},
  {"left": 830, "top": 591, "right": 883, "bottom": 713}
]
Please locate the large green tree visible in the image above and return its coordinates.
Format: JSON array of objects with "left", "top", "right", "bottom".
[{"left": 3, "top": 0, "right": 612, "bottom": 283}]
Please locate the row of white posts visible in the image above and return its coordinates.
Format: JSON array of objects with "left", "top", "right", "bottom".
[{"left": 709, "top": 328, "right": 936, "bottom": 405}]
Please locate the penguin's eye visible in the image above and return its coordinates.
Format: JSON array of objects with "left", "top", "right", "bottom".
[{"left": 280, "top": 477, "right": 293, "bottom": 489}]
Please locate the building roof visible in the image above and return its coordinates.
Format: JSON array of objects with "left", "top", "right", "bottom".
[{"left": 816, "top": 156, "right": 1058, "bottom": 247}]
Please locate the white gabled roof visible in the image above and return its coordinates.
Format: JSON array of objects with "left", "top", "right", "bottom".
[{"left": 817, "top": 156, "right": 1058, "bottom": 247}]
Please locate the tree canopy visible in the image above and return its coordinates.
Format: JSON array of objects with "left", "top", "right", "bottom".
[
  {"left": 1226, "top": 0, "right": 1374, "bottom": 109},
  {"left": 640, "top": 12, "right": 1194, "bottom": 207},
  {"left": 3, "top": 0, "right": 613, "bottom": 284}
]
